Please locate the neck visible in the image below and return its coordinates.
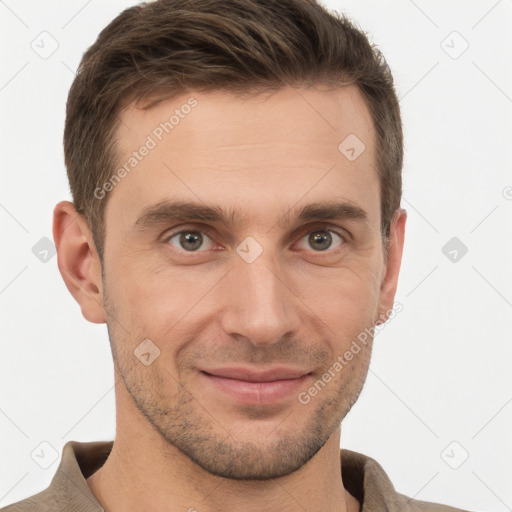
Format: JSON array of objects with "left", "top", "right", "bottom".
[{"left": 87, "top": 384, "right": 360, "bottom": 512}]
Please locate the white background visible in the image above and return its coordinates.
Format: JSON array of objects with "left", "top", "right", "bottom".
[{"left": 1, "top": 1, "right": 511, "bottom": 510}]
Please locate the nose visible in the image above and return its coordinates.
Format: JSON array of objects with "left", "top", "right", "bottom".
[{"left": 217, "top": 248, "right": 301, "bottom": 347}]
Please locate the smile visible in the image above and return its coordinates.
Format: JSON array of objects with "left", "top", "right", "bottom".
[{"left": 199, "top": 367, "right": 312, "bottom": 405}]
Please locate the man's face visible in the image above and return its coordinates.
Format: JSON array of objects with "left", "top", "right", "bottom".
[{"left": 100, "top": 85, "right": 392, "bottom": 479}]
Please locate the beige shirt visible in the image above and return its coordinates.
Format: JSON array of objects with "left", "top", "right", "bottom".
[{"left": 1, "top": 441, "right": 471, "bottom": 511}]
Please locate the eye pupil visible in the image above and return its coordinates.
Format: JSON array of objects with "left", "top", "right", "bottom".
[
  {"left": 180, "top": 231, "right": 203, "bottom": 251},
  {"left": 170, "top": 228, "right": 341, "bottom": 254},
  {"left": 309, "top": 231, "right": 332, "bottom": 251}
]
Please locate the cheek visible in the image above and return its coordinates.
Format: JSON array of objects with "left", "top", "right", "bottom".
[
  {"left": 294, "top": 256, "right": 381, "bottom": 313},
  {"left": 291, "top": 263, "right": 381, "bottom": 357},
  {"left": 105, "top": 260, "right": 222, "bottom": 340}
]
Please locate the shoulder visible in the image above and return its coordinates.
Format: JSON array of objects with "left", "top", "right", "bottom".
[
  {"left": 1, "top": 440, "right": 109, "bottom": 512},
  {"left": 390, "top": 490, "right": 474, "bottom": 511},
  {"left": 1, "top": 488, "right": 61, "bottom": 511},
  {"left": 340, "top": 448, "right": 473, "bottom": 512}
]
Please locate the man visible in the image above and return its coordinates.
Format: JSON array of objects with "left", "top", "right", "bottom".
[{"left": 3, "top": 0, "right": 472, "bottom": 510}]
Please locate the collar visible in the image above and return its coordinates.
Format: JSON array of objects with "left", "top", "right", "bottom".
[{"left": 11, "top": 440, "right": 460, "bottom": 511}]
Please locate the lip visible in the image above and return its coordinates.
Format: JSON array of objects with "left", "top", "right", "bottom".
[{"left": 200, "top": 367, "right": 312, "bottom": 405}]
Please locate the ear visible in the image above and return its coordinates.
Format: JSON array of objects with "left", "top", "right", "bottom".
[
  {"left": 375, "top": 208, "right": 407, "bottom": 326},
  {"left": 52, "top": 201, "right": 106, "bottom": 324}
]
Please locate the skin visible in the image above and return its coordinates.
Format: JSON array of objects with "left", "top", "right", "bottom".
[{"left": 53, "top": 84, "right": 406, "bottom": 512}]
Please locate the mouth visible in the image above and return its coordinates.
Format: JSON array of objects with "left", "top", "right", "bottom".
[{"left": 199, "top": 367, "right": 312, "bottom": 405}]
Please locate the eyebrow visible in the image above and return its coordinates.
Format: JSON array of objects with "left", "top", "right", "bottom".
[{"left": 133, "top": 199, "right": 370, "bottom": 232}]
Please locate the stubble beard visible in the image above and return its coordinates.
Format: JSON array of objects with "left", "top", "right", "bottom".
[{"left": 108, "top": 326, "right": 372, "bottom": 480}]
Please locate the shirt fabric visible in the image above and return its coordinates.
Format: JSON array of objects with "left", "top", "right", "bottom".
[{"left": 2, "top": 440, "right": 471, "bottom": 511}]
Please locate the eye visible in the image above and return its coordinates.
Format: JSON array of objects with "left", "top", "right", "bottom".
[
  {"left": 163, "top": 225, "right": 347, "bottom": 255},
  {"left": 295, "top": 226, "right": 346, "bottom": 252},
  {"left": 165, "top": 229, "right": 214, "bottom": 252}
]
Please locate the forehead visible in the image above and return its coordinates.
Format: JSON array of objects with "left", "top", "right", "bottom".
[
  {"left": 117, "top": 84, "right": 374, "bottom": 150},
  {"left": 106, "top": 84, "right": 379, "bottom": 233}
]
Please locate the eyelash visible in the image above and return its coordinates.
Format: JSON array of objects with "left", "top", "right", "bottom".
[{"left": 162, "top": 224, "right": 348, "bottom": 256}]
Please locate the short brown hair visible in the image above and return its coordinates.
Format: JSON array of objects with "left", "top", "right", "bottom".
[{"left": 64, "top": 0, "right": 403, "bottom": 260}]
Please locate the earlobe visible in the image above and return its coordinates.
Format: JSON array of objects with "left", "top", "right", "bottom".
[
  {"left": 52, "top": 201, "right": 106, "bottom": 324},
  {"left": 375, "top": 208, "right": 407, "bottom": 325}
]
